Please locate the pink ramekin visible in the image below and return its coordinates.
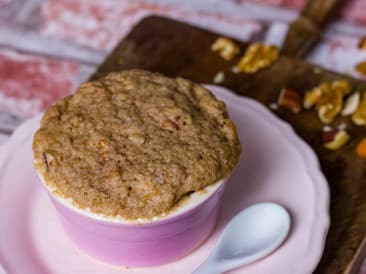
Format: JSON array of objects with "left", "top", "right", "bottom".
[{"left": 43, "top": 178, "right": 228, "bottom": 267}]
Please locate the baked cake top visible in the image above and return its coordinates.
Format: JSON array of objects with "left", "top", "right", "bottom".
[{"left": 33, "top": 70, "right": 241, "bottom": 219}]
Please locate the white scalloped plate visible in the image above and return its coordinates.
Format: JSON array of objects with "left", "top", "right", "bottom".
[{"left": 0, "top": 85, "right": 329, "bottom": 274}]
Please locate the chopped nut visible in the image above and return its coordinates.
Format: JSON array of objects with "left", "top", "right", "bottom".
[
  {"left": 358, "top": 37, "right": 366, "bottom": 50},
  {"left": 304, "top": 83, "right": 328, "bottom": 109},
  {"left": 317, "top": 93, "right": 343, "bottom": 124},
  {"left": 277, "top": 88, "right": 302, "bottom": 113},
  {"left": 318, "top": 86, "right": 343, "bottom": 124},
  {"left": 98, "top": 153, "right": 106, "bottom": 163},
  {"left": 355, "top": 61, "right": 366, "bottom": 75},
  {"left": 98, "top": 140, "right": 106, "bottom": 149},
  {"left": 341, "top": 92, "right": 360, "bottom": 116},
  {"left": 323, "top": 130, "right": 350, "bottom": 150},
  {"left": 304, "top": 80, "right": 352, "bottom": 124},
  {"left": 236, "top": 43, "right": 279, "bottom": 74},
  {"left": 162, "top": 119, "right": 179, "bottom": 131},
  {"left": 164, "top": 106, "right": 192, "bottom": 127},
  {"left": 332, "top": 80, "right": 352, "bottom": 96},
  {"left": 352, "top": 92, "right": 366, "bottom": 125},
  {"left": 213, "top": 71, "right": 225, "bottom": 84},
  {"left": 356, "top": 137, "right": 366, "bottom": 158},
  {"left": 222, "top": 119, "right": 238, "bottom": 142},
  {"left": 211, "top": 37, "right": 240, "bottom": 61},
  {"left": 43, "top": 152, "right": 56, "bottom": 171},
  {"left": 128, "top": 133, "right": 145, "bottom": 145}
]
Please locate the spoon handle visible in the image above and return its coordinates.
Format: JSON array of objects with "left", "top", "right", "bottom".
[{"left": 192, "top": 259, "right": 222, "bottom": 274}]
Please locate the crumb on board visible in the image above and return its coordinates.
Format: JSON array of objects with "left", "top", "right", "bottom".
[
  {"left": 213, "top": 71, "right": 225, "bottom": 84},
  {"left": 269, "top": 102, "right": 278, "bottom": 110},
  {"left": 232, "top": 66, "right": 240, "bottom": 74}
]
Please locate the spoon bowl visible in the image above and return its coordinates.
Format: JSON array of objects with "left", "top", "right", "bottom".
[{"left": 193, "top": 202, "right": 290, "bottom": 274}]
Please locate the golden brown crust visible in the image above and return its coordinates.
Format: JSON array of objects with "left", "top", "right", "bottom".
[{"left": 33, "top": 70, "right": 241, "bottom": 219}]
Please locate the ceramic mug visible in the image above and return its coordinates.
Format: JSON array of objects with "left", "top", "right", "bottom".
[{"left": 45, "top": 179, "right": 228, "bottom": 267}]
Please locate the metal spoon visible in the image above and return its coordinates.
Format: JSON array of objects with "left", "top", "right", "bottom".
[{"left": 193, "top": 202, "right": 291, "bottom": 274}]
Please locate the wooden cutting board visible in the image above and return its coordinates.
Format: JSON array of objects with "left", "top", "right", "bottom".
[{"left": 92, "top": 16, "right": 366, "bottom": 274}]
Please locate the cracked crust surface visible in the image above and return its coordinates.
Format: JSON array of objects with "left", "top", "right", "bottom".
[{"left": 32, "top": 70, "right": 241, "bottom": 219}]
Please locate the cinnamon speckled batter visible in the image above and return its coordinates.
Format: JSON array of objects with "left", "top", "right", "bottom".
[{"left": 33, "top": 70, "right": 241, "bottom": 219}]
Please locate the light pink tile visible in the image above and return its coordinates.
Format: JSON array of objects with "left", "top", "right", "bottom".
[
  {"left": 0, "top": 49, "right": 80, "bottom": 116},
  {"left": 40, "top": 0, "right": 263, "bottom": 50}
]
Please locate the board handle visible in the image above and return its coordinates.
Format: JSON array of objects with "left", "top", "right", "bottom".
[
  {"left": 301, "top": 0, "right": 344, "bottom": 26},
  {"left": 281, "top": 0, "right": 344, "bottom": 58}
]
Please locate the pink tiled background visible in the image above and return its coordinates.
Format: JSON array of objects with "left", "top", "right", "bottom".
[{"left": 0, "top": 0, "right": 365, "bottom": 272}]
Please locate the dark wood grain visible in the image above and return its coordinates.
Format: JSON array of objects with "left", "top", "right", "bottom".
[
  {"left": 281, "top": 0, "right": 345, "bottom": 57},
  {"left": 92, "top": 16, "right": 366, "bottom": 274}
]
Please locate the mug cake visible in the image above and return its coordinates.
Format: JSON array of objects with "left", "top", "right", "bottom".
[{"left": 32, "top": 69, "right": 241, "bottom": 265}]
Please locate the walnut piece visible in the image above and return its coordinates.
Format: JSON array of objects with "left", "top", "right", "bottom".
[
  {"left": 236, "top": 43, "right": 279, "bottom": 74},
  {"left": 304, "top": 83, "right": 326, "bottom": 109},
  {"left": 332, "top": 80, "right": 352, "bottom": 95},
  {"left": 211, "top": 37, "right": 240, "bottom": 61},
  {"left": 304, "top": 80, "right": 352, "bottom": 124},
  {"left": 317, "top": 93, "right": 343, "bottom": 124}
]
